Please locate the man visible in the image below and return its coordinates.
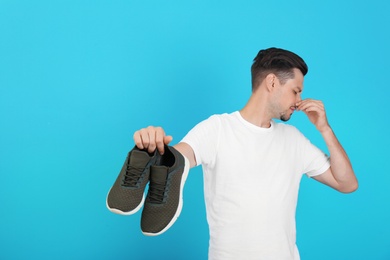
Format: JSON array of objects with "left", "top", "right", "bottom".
[{"left": 132, "top": 47, "right": 358, "bottom": 259}]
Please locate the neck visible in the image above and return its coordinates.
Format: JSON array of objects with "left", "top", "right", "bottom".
[{"left": 239, "top": 90, "right": 273, "bottom": 128}]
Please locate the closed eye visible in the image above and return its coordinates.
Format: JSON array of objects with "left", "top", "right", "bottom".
[{"left": 294, "top": 88, "right": 302, "bottom": 95}]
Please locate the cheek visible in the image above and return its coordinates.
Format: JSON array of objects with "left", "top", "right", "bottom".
[
  {"left": 287, "top": 91, "right": 296, "bottom": 102},
  {"left": 280, "top": 91, "right": 294, "bottom": 105}
]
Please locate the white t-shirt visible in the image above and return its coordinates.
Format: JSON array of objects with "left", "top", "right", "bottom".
[{"left": 181, "top": 111, "right": 330, "bottom": 260}]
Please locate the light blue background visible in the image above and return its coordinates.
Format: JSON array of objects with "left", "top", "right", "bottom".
[{"left": 1, "top": 1, "right": 389, "bottom": 259}]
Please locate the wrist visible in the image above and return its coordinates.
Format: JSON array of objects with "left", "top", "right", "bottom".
[{"left": 318, "top": 125, "right": 332, "bottom": 135}]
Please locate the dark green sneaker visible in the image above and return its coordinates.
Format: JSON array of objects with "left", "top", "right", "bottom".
[
  {"left": 141, "top": 145, "right": 190, "bottom": 236},
  {"left": 106, "top": 146, "right": 160, "bottom": 215}
]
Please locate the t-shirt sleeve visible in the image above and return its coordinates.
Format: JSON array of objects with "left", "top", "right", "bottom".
[
  {"left": 297, "top": 130, "right": 330, "bottom": 177},
  {"left": 180, "top": 115, "right": 221, "bottom": 167}
]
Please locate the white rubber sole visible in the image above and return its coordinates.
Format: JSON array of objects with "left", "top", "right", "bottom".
[
  {"left": 106, "top": 190, "right": 145, "bottom": 216},
  {"left": 142, "top": 155, "right": 190, "bottom": 236}
]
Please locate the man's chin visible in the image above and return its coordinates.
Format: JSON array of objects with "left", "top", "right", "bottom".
[{"left": 280, "top": 114, "right": 292, "bottom": 122}]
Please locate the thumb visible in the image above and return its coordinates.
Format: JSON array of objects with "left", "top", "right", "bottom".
[{"left": 163, "top": 135, "right": 173, "bottom": 145}]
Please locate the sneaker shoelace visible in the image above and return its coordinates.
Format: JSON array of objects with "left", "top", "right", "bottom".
[
  {"left": 122, "top": 165, "right": 144, "bottom": 187},
  {"left": 148, "top": 179, "right": 170, "bottom": 204}
]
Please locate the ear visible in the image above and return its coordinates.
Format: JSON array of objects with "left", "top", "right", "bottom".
[{"left": 265, "top": 73, "right": 276, "bottom": 92}]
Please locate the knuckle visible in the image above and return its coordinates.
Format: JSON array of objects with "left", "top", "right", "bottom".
[
  {"left": 146, "top": 126, "right": 155, "bottom": 132},
  {"left": 156, "top": 126, "right": 164, "bottom": 133}
]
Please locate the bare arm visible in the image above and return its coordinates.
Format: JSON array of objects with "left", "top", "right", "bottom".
[
  {"left": 133, "top": 126, "right": 197, "bottom": 168},
  {"left": 297, "top": 99, "right": 358, "bottom": 193},
  {"left": 173, "top": 142, "right": 197, "bottom": 168},
  {"left": 313, "top": 126, "right": 358, "bottom": 193}
]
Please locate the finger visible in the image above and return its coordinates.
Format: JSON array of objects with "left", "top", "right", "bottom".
[
  {"left": 303, "top": 107, "right": 324, "bottom": 116},
  {"left": 295, "top": 99, "right": 312, "bottom": 107},
  {"left": 155, "top": 127, "right": 167, "bottom": 154},
  {"left": 138, "top": 128, "right": 151, "bottom": 151},
  {"left": 299, "top": 104, "right": 321, "bottom": 112},
  {"left": 298, "top": 101, "right": 323, "bottom": 112},
  {"left": 133, "top": 130, "right": 144, "bottom": 150},
  {"left": 297, "top": 99, "right": 318, "bottom": 106},
  {"left": 296, "top": 99, "right": 323, "bottom": 108},
  {"left": 145, "top": 126, "right": 157, "bottom": 153},
  {"left": 303, "top": 106, "right": 322, "bottom": 114},
  {"left": 164, "top": 135, "right": 173, "bottom": 145}
]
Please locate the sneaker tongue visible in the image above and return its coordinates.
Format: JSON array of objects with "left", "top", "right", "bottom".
[
  {"left": 129, "top": 150, "right": 151, "bottom": 168},
  {"left": 150, "top": 166, "right": 168, "bottom": 183}
]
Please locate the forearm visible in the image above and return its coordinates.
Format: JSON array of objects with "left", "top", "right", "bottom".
[{"left": 320, "top": 126, "right": 358, "bottom": 192}]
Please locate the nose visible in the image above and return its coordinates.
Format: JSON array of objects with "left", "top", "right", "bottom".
[{"left": 296, "top": 93, "right": 302, "bottom": 103}]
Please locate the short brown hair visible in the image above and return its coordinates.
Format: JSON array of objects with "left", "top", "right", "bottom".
[{"left": 251, "top": 47, "right": 308, "bottom": 91}]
